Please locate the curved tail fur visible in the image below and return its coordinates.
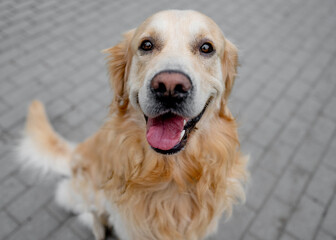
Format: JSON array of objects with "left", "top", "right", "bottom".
[{"left": 18, "top": 100, "right": 75, "bottom": 177}]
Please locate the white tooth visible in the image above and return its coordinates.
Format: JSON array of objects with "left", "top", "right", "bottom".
[
  {"left": 180, "top": 130, "right": 185, "bottom": 141},
  {"left": 183, "top": 120, "right": 186, "bottom": 125}
]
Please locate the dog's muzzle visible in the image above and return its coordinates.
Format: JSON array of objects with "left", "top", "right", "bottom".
[{"left": 143, "top": 70, "right": 209, "bottom": 154}]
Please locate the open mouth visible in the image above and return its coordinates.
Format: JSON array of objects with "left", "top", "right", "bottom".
[{"left": 145, "top": 100, "right": 210, "bottom": 155}]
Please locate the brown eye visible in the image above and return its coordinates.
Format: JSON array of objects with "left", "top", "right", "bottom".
[
  {"left": 200, "top": 42, "right": 214, "bottom": 54},
  {"left": 140, "top": 40, "right": 153, "bottom": 51}
]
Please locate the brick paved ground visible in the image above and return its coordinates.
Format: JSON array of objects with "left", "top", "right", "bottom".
[{"left": 0, "top": 0, "right": 335, "bottom": 239}]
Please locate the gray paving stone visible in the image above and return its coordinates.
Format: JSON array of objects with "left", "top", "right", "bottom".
[
  {"left": 49, "top": 224, "right": 82, "bottom": 240},
  {"left": 323, "top": 96, "right": 336, "bottom": 121},
  {"left": 0, "top": 211, "right": 18, "bottom": 239},
  {"left": 19, "top": 34, "right": 52, "bottom": 53},
  {"left": 254, "top": 62, "right": 275, "bottom": 80},
  {"left": 38, "top": 65, "right": 75, "bottom": 87},
  {"left": 45, "top": 47, "right": 77, "bottom": 67},
  {"left": 307, "top": 165, "right": 336, "bottom": 206},
  {"left": 65, "top": 81, "right": 101, "bottom": 106},
  {"left": 246, "top": 167, "right": 277, "bottom": 211},
  {"left": 322, "top": 195, "right": 336, "bottom": 238},
  {"left": 0, "top": 103, "right": 26, "bottom": 129},
  {"left": 77, "top": 98, "right": 105, "bottom": 117},
  {"left": 296, "top": 95, "right": 323, "bottom": 124},
  {"left": 286, "top": 196, "right": 324, "bottom": 240},
  {"left": 239, "top": 126, "right": 254, "bottom": 144},
  {"left": 5, "top": 121, "right": 24, "bottom": 140},
  {"left": 258, "top": 140, "right": 295, "bottom": 177},
  {"left": 250, "top": 196, "right": 291, "bottom": 240},
  {"left": 292, "top": 67, "right": 322, "bottom": 88},
  {"left": 323, "top": 136, "right": 336, "bottom": 170},
  {"left": 33, "top": 89, "right": 59, "bottom": 106},
  {"left": 68, "top": 217, "right": 94, "bottom": 240},
  {"left": 311, "top": 79, "right": 336, "bottom": 106},
  {"left": 34, "top": 0, "right": 58, "bottom": 11},
  {"left": 15, "top": 167, "right": 57, "bottom": 187},
  {"left": 315, "top": 230, "right": 335, "bottom": 240},
  {"left": 277, "top": 62, "right": 299, "bottom": 84},
  {"left": 46, "top": 98, "right": 72, "bottom": 120},
  {"left": 234, "top": 80, "right": 262, "bottom": 105},
  {"left": 278, "top": 233, "right": 299, "bottom": 240},
  {"left": 278, "top": 117, "right": 310, "bottom": 148},
  {"left": 0, "top": 176, "right": 26, "bottom": 209},
  {"left": 6, "top": 209, "right": 59, "bottom": 240},
  {"left": 210, "top": 205, "right": 255, "bottom": 240},
  {"left": 3, "top": 81, "right": 43, "bottom": 107},
  {"left": 274, "top": 163, "right": 311, "bottom": 207},
  {"left": 291, "top": 136, "right": 325, "bottom": 174},
  {"left": 14, "top": 48, "right": 50, "bottom": 69},
  {"left": 249, "top": 117, "right": 282, "bottom": 148},
  {"left": 290, "top": 77, "right": 315, "bottom": 102},
  {"left": 241, "top": 140, "right": 264, "bottom": 171},
  {"left": 0, "top": 48, "right": 21, "bottom": 65},
  {"left": 0, "top": 153, "right": 19, "bottom": 182},
  {"left": 0, "top": 64, "right": 17, "bottom": 83},
  {"left": 45, "top": 38, "right": 71, "bottom": 53},
  {"left": 51, "top": 117, "right": 76, "bottom": 141},
  {"left": 62, "top": 108, "right": 88, "bottom": 128},
  {"left": 77, "top": 119, "right": 100, "bottom": 139},
  {"left": 10, "top": 63, "right": 48, "bottom": 85},
  {"left": 91, "top": 109, "right": 108, "bottom": 126},
  {"left": 242, "top": 233, "right": 261, "bottom": 240},
  {"left": 40, "top": 81, "right": 72, "bottom": 100},
  {"left": 267, "top": 49, "right": 288, "bottom": 67},
  {"left": 46, "top": 200, "right": 71, "bottom": 223},
  {"left": 308, "top": 115, "right": 336, "bottom": 146},
  {"left": 300, "top": 53, "right": 334, "bottom": 87},
  {"left": 0, "top": 28, "right": 26, "bottom": 50},
  {"left": 229, "top": 94, "right": 246, "bottom": 113},
  {"left": 22, "top": 21, "right": 54, "bottom": 38},
  {"left": 0, "top": 101, "right": 9, "bottom": 116},
  {"left": 92, "top": 88, "right": 113, "bottom": 108},
  {"left": 6, "top": 183, "right": 55, "bottom": 223},
  {"left": 0, "top": 142, "right": 10, "bottom": 158},
  {"left": 267, "top": 95, "right": 298, "bottom": 124},
  {"left": 65, "top": 127, "right": 88, "bottom": 143},
  {"left": 290, "top": 50, "right": 311, "bottom": 70}
]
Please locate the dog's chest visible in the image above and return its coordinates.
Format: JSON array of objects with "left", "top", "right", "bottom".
[{"left": 104, "top": 182, "right": 220, "bottom": 240}]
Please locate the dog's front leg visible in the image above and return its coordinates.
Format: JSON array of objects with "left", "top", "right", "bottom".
[{"left": 78, "top": 212, "right": 105, "bottom": 240}]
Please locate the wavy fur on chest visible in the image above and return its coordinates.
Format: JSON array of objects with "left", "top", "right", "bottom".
[{"left": 75, "top": 106, "right": 248, "bottom": 240}]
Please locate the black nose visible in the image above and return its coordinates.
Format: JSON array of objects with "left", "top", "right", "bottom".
[{"left": 150, "top": 71, "right": 192, "bottom": 102}]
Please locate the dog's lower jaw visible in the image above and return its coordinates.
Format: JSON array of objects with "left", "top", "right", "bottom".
[{"left": 144, "top": 97, "right": 213, "bottom": 155}]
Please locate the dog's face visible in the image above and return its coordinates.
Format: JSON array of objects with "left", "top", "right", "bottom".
[{"left": 106, "top": 10, "right": 238, "bottom": 154}]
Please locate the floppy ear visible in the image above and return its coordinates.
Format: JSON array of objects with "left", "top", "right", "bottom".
[
  {"left": 220, "top": 38, "right": 238, "bottom": 118},
  {"left": 104, "top": 29, "right": 135, "bottom": 111},
  {"left": 222, "top": 38, "right": 238, "bottom": 102}
]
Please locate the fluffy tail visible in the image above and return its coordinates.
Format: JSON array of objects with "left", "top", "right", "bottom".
[{"left": 18, "top": 100, "right": 75, "bottom": 177}]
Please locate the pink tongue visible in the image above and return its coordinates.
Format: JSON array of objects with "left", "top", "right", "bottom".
[{"left": 146, "top": 114, "right": 185, "bottom": 150}]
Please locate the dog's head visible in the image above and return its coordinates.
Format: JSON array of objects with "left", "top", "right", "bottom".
[{"left": 105, "top": 10, "right": 238, "bottom": 155}]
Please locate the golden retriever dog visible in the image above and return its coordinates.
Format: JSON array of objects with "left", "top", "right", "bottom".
[{"left": 18, "top": 10, "right": 248, "bottom": 240}]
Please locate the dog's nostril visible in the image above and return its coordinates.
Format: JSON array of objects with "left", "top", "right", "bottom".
[
  {"left": 174, "top": 84, "right": 186, "bottom": 93},
  {"left": 157, "top": 83, "right": 167, "bottom": 93}
]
